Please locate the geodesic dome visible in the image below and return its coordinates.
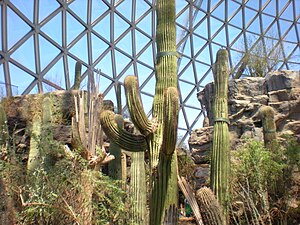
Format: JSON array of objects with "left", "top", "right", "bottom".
[{"left": 0, "top": 0, "right": 299, "bottom": 143}]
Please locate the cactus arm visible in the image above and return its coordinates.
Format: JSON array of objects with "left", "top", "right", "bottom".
[
  {"left": 100, "top": 110, "right": 147, "bottom": 152},
  {"left": 124, "top": 76, "right": 155, "bottom": 136},
  {"left": 161, "top": 87, "right": 179, "bottom": 156},
  {"left": 74, "top": 61, "right": 82, "bottom": 90},
  {"left": 210, "top": 49, "right": 230, "bottom": 219}
]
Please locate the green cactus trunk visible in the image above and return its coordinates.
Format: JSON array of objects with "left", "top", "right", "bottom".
[
  {"left": 130, "top": 151, "right": 147, "bottom": 224},
  {"left": 196, "top": 187, "right": 225, "bottom": 225},
  {"left": 210, "top": 49, "right": 230, "bottom": 220}
]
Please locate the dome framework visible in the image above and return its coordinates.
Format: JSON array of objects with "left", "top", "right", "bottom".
[{"left": 0, "top": 0, "right": 299, "bottom": 143}]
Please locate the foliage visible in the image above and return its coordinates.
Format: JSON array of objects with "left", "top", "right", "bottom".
[
  {"left": 229, "top": 139, "right": 295, "bottom": 225},
  {"left": 0, "top": 132, "right": 129, "bottom": 225}
]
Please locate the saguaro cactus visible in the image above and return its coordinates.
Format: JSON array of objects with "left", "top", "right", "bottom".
[
  {"left": 100, "top": 0, "right": 179, "bottom": 224},
  {"left": 210, "top": 49, "right": 230, "bottom": 218}
]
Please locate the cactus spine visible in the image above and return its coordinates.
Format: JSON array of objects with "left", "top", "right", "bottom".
[
  {"left": 196, "top": 187, "right": 225, "bottom": 225},
  {"left": 210, "top": 49, "right": 230, "bottom": 219},
  {"left": 100, "top": 0, "right": 179, "bottom": 224}
]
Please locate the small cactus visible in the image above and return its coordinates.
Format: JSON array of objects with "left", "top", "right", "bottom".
[
  {"left": 258, "top": 105, "right": 276, "bottom": 150},
  {"left": 196, "top": 187, "right": 225, "bottom": 225}
]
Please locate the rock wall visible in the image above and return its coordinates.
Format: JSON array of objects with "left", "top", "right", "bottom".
[{"left": 189, "top": 70, "right": 300, "bottom": 188}]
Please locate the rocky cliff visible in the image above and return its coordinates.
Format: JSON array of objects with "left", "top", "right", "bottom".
[{"left": 189, "top": 70, "right": 300, "bottom": 188}]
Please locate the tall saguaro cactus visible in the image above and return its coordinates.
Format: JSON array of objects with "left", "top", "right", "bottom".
[
  {"left": 100, "top": 0, "right": 179, "bottom": 224},
  {"left": 210, "top": 49, "right": 230, "bottom": 219}
]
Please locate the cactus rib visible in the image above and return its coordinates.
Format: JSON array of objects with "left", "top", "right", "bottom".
[{"left": 161, "top": 87, "right": 179, "bottom": 156}]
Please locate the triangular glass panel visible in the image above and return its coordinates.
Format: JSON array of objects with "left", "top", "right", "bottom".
[
  {"left": 263, "top": 0, "right": 276, "bottom": 16},
  {"left": 195, "top": 62, "right": 211, "bottom": 82},
  {"left": 247, "top": 17, "right": 260, "bottom": 33},
  {"left": 136, "top": 13, "right": 153, "bottom": 37},
  {"left": 41, "top": 12, "right": 62, "bottom": 46},
  {"left": 11, "top": 36, "right": 35, "bottom": 73},
  {"left": 66, "top": 12, "right": 86, "bottom": 45},
  {"left": 184, "top": 107, "right": 202, "bottom": 127},
  {"left": 118, "top": 65, "right": 135, "bottom": 83},
  {"left": 136, "top": 0, "right": 151, "bottom": 21},
  {"left": 136, "top": 62, "right": 154, "bottom": 85},
  {"left": 135, "top": 30, "right": 151, "bottom": 55},
  {"left": 178, "top": 61, "right": 193, "bottom": 81},
  {"left": 227, "top": 0, "right": 241, "bottom": 18},
  {"left": 193, "top": 8, "right": 207, "bottom": 23},
  {"left": 284, "top": 26, "right": 299, "bottom": 44},
  {"left": 116, "top": 32, "right": 132, "bottom": 56},
  {"left": 94, "top": 51, "right": 113, "bottom": 78},
  {"left": 93, "top": 15, "right": 111, "bottom": 42},
  {"left": 196, "top": 45, "right": 211, "bottom": 65},
  {"left": 7, "top": 6, "right": 31, "bottom": 50},
  {"left": 227, "top": 25, "right": 242, "bottom": 45},
  {"left": 277, "top": 0, "right": 289, "bottom": 13},
  {"left": 9, "top": 62, "right": 35, "bottom": 95},
  {"left": 91, "top": 34, "right": 110, "bottom": 62},
  {"left": 179, "top": 80, "right": 196, "bottom": 101},
  {"left": 176, "top": 6, "right": 189, "bottom": 27},
  {"left": 69, "top": 34, "right": 88, "bottom": 64},
  {"left": 180, "top": 36, "right": 191, "bottom": 58},
  {"left": 139, "top": 72, "right": 156, "bottom": 96},
  {"left": 115, "top": 49, "right": 132, "bottom": 76},
  {"left": 140, "top": 93, "right": 153, "bottom": 116},
  {"left": 211, "top": 1, "right": 225, "bottom": 20},
  {"left": 116, "top": 0, "right": 132, "bottom": 21},
  {"left": 178, "top": 56, "right": 191, "bottom": 76},
  {"left": 39, "top": 35, "right": 61, "bottom": 71},
  {"left": 279, "top": 20, "right": 293, "bottom": 37},
  {"left": 194, "top": 19, "right": 208, "bottom": 38},
  {"left": 102, "top": 84, "right": 116, "bottom": 103},
  {"left": 261, "top": 14, "right": 274, "bottom": 32},
  {"left": 10, "top": 0, "right": 34, "bottom": 22},
  {"left": 178, "top": 108, "right": 188, "bottom": 130},
  {"left": 212, "top": 28, "right": 227, "bottom": 46},
  {"left": 228, "top": 7, "right": 243, "bottom": 28},
  {"left": 91, "top": 0, "right": 109, "bottom": 23},
  {"left": 68, "top": 0, "right": 87, "bottom": 23},
  {"left": 245, "top": 0, "right": 259, "bottom": 10},
  {"left": 137, "top": 45, "right": 154, "bottom": 68},
  {"left": 39, "top": 0, "right": 60, "bottom": 22},
  {"left": 176, "top": 0, "right": 188, "bottom": 15},
  {"left": 245, "top": 8, "right": 258, "bottom": 28},
  {"left": 43, "top": 58, "right": 65, "bottom": 90},
  {"left": 114, "top": 14, "right": 130, "bottom": 41}
]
